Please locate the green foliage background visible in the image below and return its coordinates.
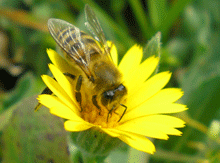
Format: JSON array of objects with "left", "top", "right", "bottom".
[{"left": 0, "top": 0, "right": 219, "bottom": 162}]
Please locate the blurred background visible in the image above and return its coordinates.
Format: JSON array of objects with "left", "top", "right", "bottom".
[{"left": 0, "top": 0, "right": 219, "bottom": 162}]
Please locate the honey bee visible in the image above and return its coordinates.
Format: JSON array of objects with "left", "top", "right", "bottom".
[{"left": 38, "top": 5, "right": 127, "bottom": 122}]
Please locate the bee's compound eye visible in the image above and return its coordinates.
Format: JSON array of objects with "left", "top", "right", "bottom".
[
  {"left": 103, "top": 90, "right": 114, "bottom": 100},
  {"left": 117, "top": 84, "right": 125, "bottom": 91},
  {"left": 101, "top": 90, "right": 115, "bottom": 106}
]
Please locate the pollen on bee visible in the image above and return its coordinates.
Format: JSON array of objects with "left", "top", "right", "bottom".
[{"left": 81, "top": 104, "right": 122, "bottom": 128}]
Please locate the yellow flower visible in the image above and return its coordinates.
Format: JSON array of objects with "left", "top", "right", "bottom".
[{"left": 37, "top": 44, "right": 187, "bottom": 154}]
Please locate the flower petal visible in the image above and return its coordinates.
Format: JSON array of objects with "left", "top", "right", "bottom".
[
  {"left": 48, "top": 64, "right": 76, "bottom": 104},
  {"left": 119, "top": 134, "right": 155, "bottom": 154},
  {"left": 120, "top": 115, "right": 185, "bottom": 129},
  {"left": 38, "top": 94, "right": 81, "bottom": 120},
  {"left": 41, "top": 75, "right": 77, "bottom": 110},
  {"left": 104, "top": 128, "right": 155, "bottom": 154},
  {"left": 117, "top": 115, "right": 185, "bottom": 139},
  {"left": 64, "top": 120, "right": 94, "bottom": 132},
  {"left": 116, "top": 122, "right": 169, "bottom": 140},
  {"left": 47, "top": 49, "right": 77, "bottom": 75},
  {"left": 127, "top": 71, "right": 172, "bottom": 110},
  {"left": 119, "top": 45, "right": 143, "bottom": 81},
  {"left": 145, "top": 88, "right": 184, "bottom": 104},
  {"left": 125, "top": 56, "right": 159, "bottom": 94},
  {"left": 122, "top": 103, "right": 187, "bottom": 122},
  {"left": 107, "top": 41, "right": 118, "bottom": 66},
  {"left": 101, "top": 128, "right": 121, "bottom": 137},
  {"left": 123, "top": 88, "right": 186, "bottom": 120},
  {"left": 141, "top": 115, "right": 186, "bottom": 128},
  {"left": 118, "top": 115, "right": 184, "bottom": 137}
]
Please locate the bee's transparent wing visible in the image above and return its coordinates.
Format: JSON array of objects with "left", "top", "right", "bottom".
[
  {"left": 85, "top": 4, "right": 110, "bottom": 55},
  {"left": 48, "top": 18, "right": 90, "bottom": 67}
]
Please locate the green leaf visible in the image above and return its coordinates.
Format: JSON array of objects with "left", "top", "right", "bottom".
[
  {"left": 143, "top": 32, "right": 161, "bottom": 58},
  {"left": 81, "top": 0, "right": 135, "bottom": 48},
  {"left": 0, "top": 107, "right": 15, "bottom": 131},
  {"left": 171, "top": 12, "right": 220, "bottom": 153},
  {"left": 206, "top": 120, "right": 220, "bottom": 162},
  {"left": 128, "top": 0, "right": 154, "bottom": 39},
  {"left": 149, "top": 0, "right": 168, "bottom": 29},
  {"left": 173, "top": 76, "right": 220, "bottom": 152},
  {"left": 1, "top": 96, "right": 70, "bottom": 163},
  {"left": 158, "top": 0, "right": 194, "bottom": 39},
  {"left": 143, "top": 32, "right": 161, "bottom": 73},
  {"left": 185, "top": 76, "right": 220, "bottom": 126},
  {"left": 2, "top": 72, "right": 34, "bottom": 109}
]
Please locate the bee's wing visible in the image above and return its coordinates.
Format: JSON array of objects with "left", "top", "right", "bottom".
[
  {"left": 48, "top": 18, "right": 93, "bottom": 78},
  {"left": 85, "top": 4, "right": 110, "bottom": 56}
]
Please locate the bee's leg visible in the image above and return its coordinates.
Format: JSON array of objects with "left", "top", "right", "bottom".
[
  {"left": 107, "top": 111, "right": 111, "bottom": 122},
  {"left": 113, "top": 110, "right": 119, "bottom": 115},
  {"left": 117, "top": 104, "right": 127, "bottom": 122},
  {"left": 63, "top": 73, "right": 84, "bottom": 110},
  {"left": 75, "top": 75, "right": 83, "bottom": 112},
  {"left": 107, "top": 105, "right": 115, "bottom": 122},
  {"left": 64, "top": 73, "right": 82, "bottom": 111},
  {"left": 63, "top": 72, "right": 76, "bottom": 80},
  {"left": 92, "top": 95, "right": 101, "bottom": 115},
  {"left": 35, "top": 87, "right": 53, "bottom": 111},
  {"left": 107, "top": 41, "right": 113, "bottom": 54}
]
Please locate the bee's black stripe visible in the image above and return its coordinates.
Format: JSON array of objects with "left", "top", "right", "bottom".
[
  {"left": 57, "top": 29, "right": 86, "bottom": 41},
  {"left": 75, "top": 75, "right": 83, "bottom": 111},
  {"left": 65, "top": 36, "right": 73, "bottom": 44},
  {"left": 84, "top": 38, "right": 97, "bottom": 44},
  {"left": 63, "top": 36, "right": 96, "bottom": 47},
  {"left": 76, "top": 75, "right": 82, "bottom": 92},
  {"left": 63, "top": 73, "right": 76, "bottom": 80},
  {"left": 75, "top": 92, "right": 82, "bottom": 106}
]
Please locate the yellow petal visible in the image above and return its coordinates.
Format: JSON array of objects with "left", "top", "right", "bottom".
[
  {"left": 41, "top": 75, "right": 77, "bottom": 110},
  {"left": 105, "top": 128, "right": 156, "bottom": 154},
  {"left": 120, "top": 115, "right": 185, "bottom": 129},
  {"left": 122, "top": 103, "right": 187, "bottom": 122},
  {"left": 117, "top": 115, "right": 185, "bottom": 139},
  {"left": 38, "top": 94, "right": 81, "bottom": 120},
  {"left": 119, "top": 134, "right": 155, "bottom": 154},
  {"left": 47, "top": 49, "right": 76, "bottom": 75},
  {"left": 155, "top": 126, "right": 182, "bottom": 135},
  {"left": 48, "top": 64, "right": 76, "bottom": 103},
  {"left": 127, "top": 71, "right": 172, "bottom": 110},
  {"left": 116, "top": 122, "right": 169, "bottom": 140},
  {"left": 141, "top": 115, "right": 186, "bottom": 128},
  {"left": 119, "top": 115, "right": 183, "bottom": 137},
  {"left": 145, "top": 88, "right": 184, "bottom": 104},
  {"left": 64, "top": 120, "right": 94, "bottom": 132},
  {"left": 107, "top": 41, "right": 118, "bottom": 66},
  {"left": 101, "top": 128, "right": 121, "bottom": 137},
  {"left": 119, "top": 45, "right": 143, "bottom": 81},
  {"left": 125, "top": 56, "right": 159, "bottom": 94}
]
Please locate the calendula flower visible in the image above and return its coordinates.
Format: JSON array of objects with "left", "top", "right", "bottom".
[{"left": 37, "top": 43, "right": 187, "bottom": 154}]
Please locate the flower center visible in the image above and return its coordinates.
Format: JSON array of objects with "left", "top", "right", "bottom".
[{"left": 81, "top": 103, "right": 125, "bottom": 128}]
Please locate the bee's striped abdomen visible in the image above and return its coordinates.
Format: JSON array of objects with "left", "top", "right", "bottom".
[{"left": 56, "top": 27, "right": 102, "bottom": 62}]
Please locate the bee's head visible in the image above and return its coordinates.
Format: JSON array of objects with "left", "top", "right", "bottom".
[{"left": 101, "top": 84, "right": 127, "bottom": 108}]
